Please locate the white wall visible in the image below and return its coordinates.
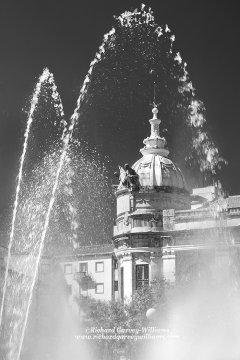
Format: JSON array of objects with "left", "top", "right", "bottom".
[{"left": 60, "top": 256, "right": 113, "bottom": 306}]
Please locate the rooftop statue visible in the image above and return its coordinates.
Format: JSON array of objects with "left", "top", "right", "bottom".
[
  {"left": 114, "top": 164, "right": 140, "bottom": 192},
  {"left": 124, "top": 163, "right": 140, "bottom": 192}
]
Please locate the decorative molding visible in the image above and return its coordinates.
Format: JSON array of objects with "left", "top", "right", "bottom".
[
  {"left": 162, "top": 249, "right": 175, "bottom": 257},
  {"left": 133, "top": 252, "right": 150, "bottom": 263},
  {"left": 150, "top": 251, "right": 162, "bottom": 259}
]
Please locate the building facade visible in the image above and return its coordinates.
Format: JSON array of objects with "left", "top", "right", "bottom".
[
  {"left": 2, "top": 107, "right": 240, "bottom": 309},
  {"left": 112, "top": 106, "right": 240, "bottom": 302},
  {"left": 36, "top": 244, "right": 117, "bottom": 314},
  {"left": 32, "top": 106, "right": 240, "bottom": 306}
]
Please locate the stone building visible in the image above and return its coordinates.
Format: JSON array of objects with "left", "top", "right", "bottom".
[
  {"left": 30, "top": 106, "right": 240, "bottom": 305},
  {"left": 113, "top": 106, "right": 240, "bottom": 301},
  {"left": 1, "top": 107, "right": 240, "bottom": 309},
  {"left": 55, "top": 244, "right": 117, "bottom": 308}
]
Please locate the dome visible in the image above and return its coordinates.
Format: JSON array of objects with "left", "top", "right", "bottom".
[
  {"left": 132, "top": 153, "right": 187, "bottom": 191},
  {"left": 131, "top": 106, "right": 188, "bottom": 192}
]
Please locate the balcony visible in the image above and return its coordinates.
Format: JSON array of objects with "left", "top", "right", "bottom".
[
  {"left": 74, "top": 271, "right": 87, "bottom": 282},
  {"left": 74, "top": 272, "right": 95, "bottom": 290},
  {"left": 175, "top": 209, "right": 214, "bottom": 222},
  {"left": 163, "top": 208, "right": 224, "bottom": 232}
]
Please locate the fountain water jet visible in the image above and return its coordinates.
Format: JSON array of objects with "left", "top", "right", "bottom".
[
  {"left": 0, "top": 22, "right": 118, "bottom": 354},
  {"left": 0, "top": 5, "right": 231, "bottom": 360},
  {"left": 0, "top": 69, "right": 67, "bottom": 360},
  {"left": 15, "top": 138, "right": 71, "bottom": 360},
  {"left": 0, "top": 36, "right": 115, "bottom": 354},
  {"left": 0, "top": 68, "right": 65, "bottom": 329}
]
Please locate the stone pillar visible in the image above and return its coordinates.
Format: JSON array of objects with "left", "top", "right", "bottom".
[
  {"left": 122, "top": 253, "right": 133, "bottom": 301},
  {"left": 150, "top": 252, "right": 162, "bottom": 282},
  {"left": 162, "top": 251, "right": 175, "bottom": 283}
]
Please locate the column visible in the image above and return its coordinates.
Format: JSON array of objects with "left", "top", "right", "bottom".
[
  {"left": 122, "top": 253, "right": 133, "bottom": 301},
  {"left": 162, "top": 251, "right": 175, "bottom": 283},
  {"left": 150, "top": 252, "right": 162, "bottom": 282}
]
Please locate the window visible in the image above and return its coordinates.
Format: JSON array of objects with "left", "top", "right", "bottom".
[
  {"left": 79, "top": 262, "right": 88, "bottom": 274},
  {"left": 64, "top": 264, "right": 72, "bottom": 274},
  {"left": 95, "top": 262, "right": 104, "bottom": 272},
  {"left": 136, "top": 264, "right": 149, "bottom": 289},
  {"left": 95, "top": 283, "right": 104, "bottom": 294},
  {"left": 114, "top": 281, "right": 118, "bottom": 291}
]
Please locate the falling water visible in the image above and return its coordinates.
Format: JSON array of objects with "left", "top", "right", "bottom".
[
  {"left": 15, "top": 95, "right": 66, "bottom": 359},
  {"left": 0, "top": 22, "right": 118, "bottom": 358},
  {"left": 0, "top": 69, "right": 66, "bottom": 360},
  {"left": 0, "top": 68, "right": 63, "bottom": 328},
  {"left": 15, "top": 137, "right": 70, "bottom": 360},
  {"left": 1, "top": 5, "right": 229, "bottom": 360},
  {"left": 14, "top": 81, "right": 96, "bottom": 359},
  {"left": 60, "top": 142, "right": 113, "bottom": 247},
  {"left": 70, "top": 25, "right": 116, "bottom": 126},
  {"left": 75, "top": 4, "right": 226, "bottom": 183}
]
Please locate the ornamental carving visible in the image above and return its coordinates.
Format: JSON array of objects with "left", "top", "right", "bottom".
[
  {"left": 118, "top": 244, "right": 128, "bottom": 251},
  {"left": 133, "top": 253, "right": 150, "bottom": 263}
]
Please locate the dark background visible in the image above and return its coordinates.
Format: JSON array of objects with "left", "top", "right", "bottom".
[{"left": 0, "top": 0, "right": 239, "bottom": 217}]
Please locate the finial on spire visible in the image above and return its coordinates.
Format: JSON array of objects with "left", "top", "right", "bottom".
[
  {"left": 149, "top": 68, "right": 157, "bottom": 104},
  {"left": 149, "top": 69, "right": 161, "bottom": 111},
  {"left": 140, "top": 98, "right": 169, "bottom": 157},
  {"left": 153, "top": 79, "right": 156, "bottom": 106},
  {"left": 152, "top": 106, "right": 158, "bottom": 119}
]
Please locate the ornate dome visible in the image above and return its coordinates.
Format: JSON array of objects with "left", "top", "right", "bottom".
[
  {"left": 132, "top": 106, "right": 188, "bottom": 192},
  {"left": 132, "top": 154, "right": 187, "bottom": 190}
]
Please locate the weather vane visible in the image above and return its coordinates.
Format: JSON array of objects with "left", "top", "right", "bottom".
[{"left": 149, "top": 69, "right": 161, "bottom": 108}]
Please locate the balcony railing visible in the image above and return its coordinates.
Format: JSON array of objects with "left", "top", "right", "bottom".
[
  {"left": 74, "top": 271, "right": 87, "bottom": 282},
  {"left": 175, "top": 209, "right": 214, "bottom": 222},
  {"left": 74, "top": 272, "right": 95, "bottom": 290}
]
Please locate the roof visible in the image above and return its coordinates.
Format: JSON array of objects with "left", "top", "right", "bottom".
[
  {"left": 53, "top": 243, "right": 114, "bottom": 258},
  {"left": 132, "top": 154, "right": 187, "bottom": 190},
  {"left": 192, "top": 186, "right": 216, "bottom": 202},
  {"left": 74, "top": 244, "right": 114, "bottom": 256},
  {"left": 227, "top": 195, "right": 240, "bottom": 209}
]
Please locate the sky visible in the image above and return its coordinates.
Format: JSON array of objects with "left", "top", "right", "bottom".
[{"left": 0, "top": 0, "right": 239, "bottom": 217}]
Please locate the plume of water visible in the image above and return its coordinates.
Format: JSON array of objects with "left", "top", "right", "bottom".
[
  {"left": 0, "top": 5, "right": 230, "bottom": 360},
  {"left": 43, "top": 141, "right": 113, "bottom": 251},
  {"left": 0, "top": 68, "right": 63, "bottom": 328},
  {"left": 6, "top": 141, "right": 112, "bottom": 359},
  {"left": 136, "top": 239, "right": 240, "bottom": 360},
  {"left": 70, "top": 27, "right": 115, "bottom": 124},
  {"left": 59, "top": 141, "right": 113, "bottom": 247},
  {"left": 15, "top": 139, "right": 69, "bottom": 360},
  {"left": 14, "top": 136, "right": 110, "bottom": 359},
  {"left": 1, "top": 22, "right": 118, "bottom": 356},
  {"left": 138, "top": 281, "right": 240, "bottom": 360},
  {"left": 12, "top": 47, "right": 115, "bottom": 355},
  {"left": 0, "top": 69, "right": 67, "bottom": 360},
  {"left": 73, "top": 4, "right": 226, "bottom": 186}
]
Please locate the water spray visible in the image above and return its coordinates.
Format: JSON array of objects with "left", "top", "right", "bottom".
[{"left": 0, "top": 68, "right": 53, "bottom": 328}]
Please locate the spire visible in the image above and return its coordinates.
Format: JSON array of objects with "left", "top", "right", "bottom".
[{"left": 140, "top": 105, "right": 169, "bottom": 157}]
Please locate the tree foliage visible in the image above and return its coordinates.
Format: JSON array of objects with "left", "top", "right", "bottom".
[{"left": 77, "top": 279, "right": 172, "bottom": 359}]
